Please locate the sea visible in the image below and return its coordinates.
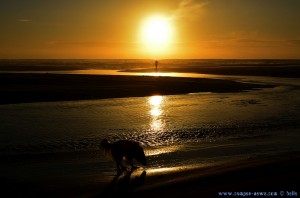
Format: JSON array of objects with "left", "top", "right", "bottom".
[{"left": 0, "top": 59, "right": 299, "bottom": 194}]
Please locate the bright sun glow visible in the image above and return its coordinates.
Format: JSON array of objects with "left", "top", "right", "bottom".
[{"left": 141, "top": 16, "right": 173, "bottom": 55}]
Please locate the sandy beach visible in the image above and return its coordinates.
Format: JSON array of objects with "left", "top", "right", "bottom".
[
  {"left": 0, "top": 73, "right": 274, "bottom": 105},
  {"left": 120, "top": 64, "right": 300, "bottom": 78},
  {"left": 2, "top": 151, "right": 298, "bottom": 198},
  {"left": 0, "top": 71, "right": 298, "bottom": 198},
  {"left": 131, "top": 152, "right": 300, "bottom": 198}
]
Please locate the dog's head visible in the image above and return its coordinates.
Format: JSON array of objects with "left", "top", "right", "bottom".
[
  {"left": 100, "top": 139, "right": 113, "bottom": 156},
  {"left": 100, "top": 138, "right": 109, "bottom": 149}
]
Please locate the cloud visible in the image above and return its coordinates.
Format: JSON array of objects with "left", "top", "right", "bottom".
[
  {"left": 18, "top": 19, "right": 31, "bottom": 23},
  {"left": 171, "top": 0, "right": 208, "bottom": 20},
  {"left": 235, "top": 39, "right": 269, "bottom": 43}
]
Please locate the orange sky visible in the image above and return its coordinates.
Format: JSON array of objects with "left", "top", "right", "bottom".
[{"left": 1, "top": 0, "right": 300, "bottom": 59}]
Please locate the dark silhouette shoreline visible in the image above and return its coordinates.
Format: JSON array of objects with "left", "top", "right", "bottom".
[{"left": 0, "top": 73, "right": 275, "bottom": 105}]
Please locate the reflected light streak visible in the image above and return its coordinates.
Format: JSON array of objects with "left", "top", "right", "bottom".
[
  {"left": 146, "top": 145, "right": 184, "bottom": 156},
  {"left": 146, "top": 164, "right": 214, "bottom": 176},
  {"left": 150, "top": 108, "right": 161, "bottom": 116},
  {"left": 150, "top": 119, "right": 163, "bottom": 131},
  {"left": 148, "top": 95, "right": 165, "bottom": 132},
  {"left": 149, "top": 95, "right": 163, "bottom": 106},
  {"left": 29, "top": 69, "right": 215, "bottom": 79}
]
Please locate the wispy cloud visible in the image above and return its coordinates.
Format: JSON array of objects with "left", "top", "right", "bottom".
[
  {"left": 171, "top": 0, "right": 209, "bottom": 20},
  {"left": 18, "top": 19, "right": 31, "bottom": 23}
]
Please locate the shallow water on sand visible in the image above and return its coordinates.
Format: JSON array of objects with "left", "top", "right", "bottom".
[
  {"left": 0, "top": 76, "right": 299, "bottom": 191},
  {"left": 0, "top": 82, "right": 299, "bottom": 155}
]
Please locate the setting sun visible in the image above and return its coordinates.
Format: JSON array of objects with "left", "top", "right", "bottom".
[{"left": 140, "top": 16, "right": 173, "bottom": 56}]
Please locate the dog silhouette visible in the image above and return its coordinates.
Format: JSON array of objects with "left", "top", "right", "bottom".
[{"left": 100, "top": 139, "right": 147, "bottom": 171}]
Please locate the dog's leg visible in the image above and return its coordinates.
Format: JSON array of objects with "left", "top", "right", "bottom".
[
  {"left": 115, "top": 157, "right": 122, "bottom": 171},
  {"left": 116, "top": 158, "right": 128, "bottom": 173},
  {"left": 126, "top": 156, "right": 138, "bottom": 171}
]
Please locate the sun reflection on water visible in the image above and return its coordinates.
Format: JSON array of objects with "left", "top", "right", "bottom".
[
  {"left": 148, "top": 95, "right": 165, "bottom": 132},
  {"left": 145, "top": 145, "right": 184, "bottom": 156},
  {"left": 150, "top": 108, "right": 161, "bottom": 116},
  {"left": 149, "top": 95, "right": 163, "bottom": 106}
]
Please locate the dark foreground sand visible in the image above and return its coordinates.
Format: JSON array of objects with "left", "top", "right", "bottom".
[
  {"left": 3, "top": 152, "right": 298, "bottom": 198},
  {"left": 0, "top": 73, "right": 274, "bottom": 104},
  {"left": 96, "top": 152, "right": 300, "bottom": 198}
]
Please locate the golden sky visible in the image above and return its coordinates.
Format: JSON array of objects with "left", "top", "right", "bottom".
[{"left": 1, "top": 0, "right": 300, "bottom": 59}]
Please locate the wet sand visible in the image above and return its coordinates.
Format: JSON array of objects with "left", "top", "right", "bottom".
[
  {"left": 3, "top": 151, "right": 298, "bottom": 198},
  {"left": 1, "top": 59, "right": 300, "bottom": 78},
  {"left": 1, "top": 72, "right": 297, "bottom": 198},
  {"left": 121, "top": 65, "right": 300, "bottom": 78},
  {"left": 131, "top": 152, "right": 299, "bottom": 198},
  {"left": 0, "top": 73, "right": 274, "bottom": 104},
  {"left": 90, "top": 152, "right": 300, "bottom": 198}
]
